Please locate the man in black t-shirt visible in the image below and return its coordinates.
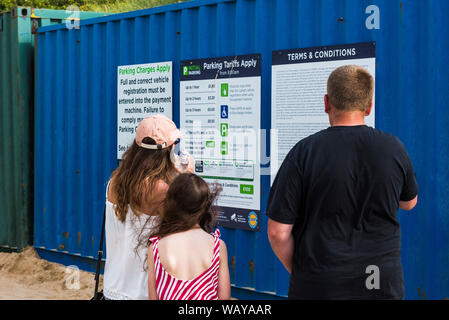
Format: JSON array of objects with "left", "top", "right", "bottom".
[{"left": 267, "top": 65, "right": 418, "bottom": 299}]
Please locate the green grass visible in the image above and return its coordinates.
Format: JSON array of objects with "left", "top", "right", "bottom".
[
  {"left": 0, "top": 0, "right": 189, "bottom": 13},
  {"left": 84, "top": 0, "right": 189, "bottom": 13}
]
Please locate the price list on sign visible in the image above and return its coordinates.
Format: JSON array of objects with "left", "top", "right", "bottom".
[{"left": 180, "top": 54, "right": 261, "bottom": 231}]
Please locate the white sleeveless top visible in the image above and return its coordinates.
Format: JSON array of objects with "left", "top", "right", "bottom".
[{"left": 103, "top": 182, "right": 157, "bottom": 300}]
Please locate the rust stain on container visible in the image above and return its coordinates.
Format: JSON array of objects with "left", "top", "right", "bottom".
[
  {"left": 417, "top": 287, "right": 426, "bottom": 300},
  {"left": 58, "top": 244, "right": 65, "bottom": 250},
  {"left": 62, "top": 232, "right": 69, "bottom": 238},
  {"left": 32, "top": 20, "right": 38, "bottom": 34},
  {"left": 77, "top": 232, "right": 81, "bottom": 245},
  {"left": 249, "top": 260, "right": 255, "bottom": 275},
  {"left": 230, "top": 255, "right": 236, "bottom": 273}
]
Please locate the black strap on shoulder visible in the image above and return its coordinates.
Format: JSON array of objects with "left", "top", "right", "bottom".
[{"left": 93, "top": 204, "right": 106, "bottom": 299}]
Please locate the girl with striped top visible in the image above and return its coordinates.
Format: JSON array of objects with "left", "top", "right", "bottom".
[{"left": 147, "top": 173, "right": 230, "bottom": 300}]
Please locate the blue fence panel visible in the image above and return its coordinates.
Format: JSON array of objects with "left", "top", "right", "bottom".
[{"left": 35, "top": 0, "right": 449, "bottom": 299}]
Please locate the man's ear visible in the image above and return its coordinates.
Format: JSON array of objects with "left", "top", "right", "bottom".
[
  {"left": 365, "top": 100, "right": 374, "bottom": 116},
  {"left": 324, "top": 94, "right": 331, "bottom": 114}
]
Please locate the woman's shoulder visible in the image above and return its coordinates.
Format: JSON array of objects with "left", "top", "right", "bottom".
[
  {"left": 108, "top": 175, "right": 168, "bottom": 202},
  {"left": 107, "top": 177, "right": 117, "bottom": 204}
]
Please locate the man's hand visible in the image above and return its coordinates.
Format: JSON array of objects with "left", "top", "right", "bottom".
[{"left": 267, "top": 218, "right": 294, "bottom": 274}]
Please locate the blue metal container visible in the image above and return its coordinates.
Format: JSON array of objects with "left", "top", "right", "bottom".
[
  {"left": 35, "top": 0, "right": 449, "bottom": 299},
  {"left": 0, "top": 6, "right": 109, "bottom": 252}
]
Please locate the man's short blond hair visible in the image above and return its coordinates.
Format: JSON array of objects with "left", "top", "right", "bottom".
[{"left": 327, "top": 65, "right": 374, "bottom": 112}]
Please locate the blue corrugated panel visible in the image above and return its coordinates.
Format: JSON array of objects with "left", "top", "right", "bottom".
[
  {"left": 0, "top": 7, "right": 109, "bottom": 252},
  {"left": 35, "top": 0, "right": 449, "bottom": 299}
]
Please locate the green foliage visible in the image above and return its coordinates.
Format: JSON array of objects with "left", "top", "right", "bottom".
[
  {"left": 0, "top": 0, "right": 187, "bottom": 12},
  {"left": 1, "top": 1, "right": 88, "bottom": 11},
  {"left": 84, "top": 0, "right": 186, "bottom": 13}
]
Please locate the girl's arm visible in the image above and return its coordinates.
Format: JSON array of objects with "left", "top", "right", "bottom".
[
  {"left": 217, "top": 239, "right": 231, "bottom": 300},
  {"left": 147, "top": 244, "right": 158, "bottom": 300}
]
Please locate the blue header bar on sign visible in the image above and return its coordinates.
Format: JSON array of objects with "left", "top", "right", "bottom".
[
  {"left": 272, "top": 42, "right": 376, "bottom": 65},
  {"left": 181, "top": 54, "right": 261, "bottom": 81}
]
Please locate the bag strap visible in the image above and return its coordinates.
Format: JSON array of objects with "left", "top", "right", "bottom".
[{"left": 93, "top": 203, "right": 106, "bottom": 299}]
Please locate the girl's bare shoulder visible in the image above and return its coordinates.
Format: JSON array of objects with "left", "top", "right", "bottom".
[{"left": 159, "top": 229, "right": 214, "bottom": 246}]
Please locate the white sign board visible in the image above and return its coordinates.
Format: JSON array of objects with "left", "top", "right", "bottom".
[
  {"left": 117, "top": 61, "right": 172, "bottom": 159},
  {"left": 180, "top": 54, "right": 261, "bottom": 231},
  {"left": 271, "top": 42, "right": 376, "bottom": 183}
]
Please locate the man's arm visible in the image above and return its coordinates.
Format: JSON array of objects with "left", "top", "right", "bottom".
[
  {"left": 399, "top": 195, "right": 418, "bottom": 211},
  {"left": 397, "top": 140, "right": 418, "bottom": 211},
  {"left": 267, "top": 218, "right": 294, "bottom": 274}
]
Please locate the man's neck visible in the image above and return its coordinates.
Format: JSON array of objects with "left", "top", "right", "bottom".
[{"left": 330, "top": 111, "right": 366, "bottom": 127}]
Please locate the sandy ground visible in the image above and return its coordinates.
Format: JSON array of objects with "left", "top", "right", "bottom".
[
  {"left": 0, "top": 246, "right": 102, "bottom": 300},
  {"left": 0, "top": 247, "right": 237, "bottom": 300}
]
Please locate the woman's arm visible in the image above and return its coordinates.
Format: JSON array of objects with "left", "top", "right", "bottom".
[
  {"left": 147, "top": 244, "right": 158, "bottom": 300},
  {"left": 217, "top": 239, "right": 231, "bottom": 300}
]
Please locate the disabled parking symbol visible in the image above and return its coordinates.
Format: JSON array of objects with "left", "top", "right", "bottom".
[{"left": 220, "top": 105, "right": 228, "bottom": 119}]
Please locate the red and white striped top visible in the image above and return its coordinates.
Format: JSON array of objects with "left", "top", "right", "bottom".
[{"left": 149, "top": 229, "right": 221, "bottom": 300}]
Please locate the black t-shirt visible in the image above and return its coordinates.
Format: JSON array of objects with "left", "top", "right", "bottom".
[{"left": 267, "top": 125, "right": 418, "bottom": 299}]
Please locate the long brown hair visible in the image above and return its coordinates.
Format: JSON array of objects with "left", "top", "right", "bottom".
[
  {"left": 110, "top": 137, "right": 176, "bottom": 222},
  {"left": 151, "top": 173, "right": 222, "bottom": 238}
]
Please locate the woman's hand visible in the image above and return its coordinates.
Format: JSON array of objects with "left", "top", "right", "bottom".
[
  {"left": 175, "top": 152, "right": 195, "bottom": 174},
  {"left": 181, "top": 153, "right": 195, "bottom": 173}
]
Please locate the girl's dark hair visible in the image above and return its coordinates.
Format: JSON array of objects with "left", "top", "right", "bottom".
[{"left": 151, "top": 173, "right": 222, "bottom": 238}]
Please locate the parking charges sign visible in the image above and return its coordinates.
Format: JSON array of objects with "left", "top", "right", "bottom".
[
  {"left": 117, "top": 61, "right": 173, "bottom": 159},
  {"left": 180, "top": 54, "right": 261, "bottom": 231}
]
